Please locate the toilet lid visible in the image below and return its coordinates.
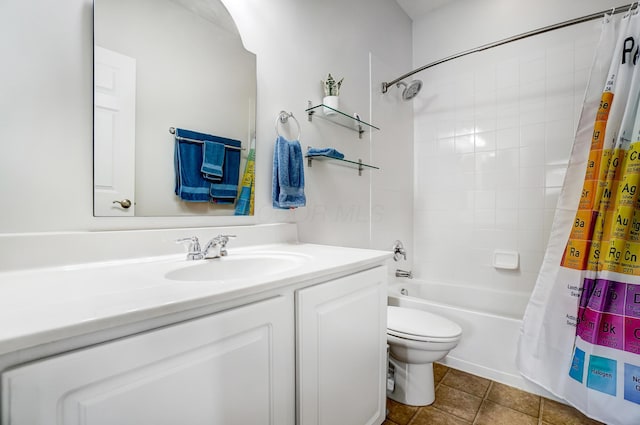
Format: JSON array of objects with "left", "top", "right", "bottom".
[{"left": 387, "top": 306, "right": 462, "bottom": 341}]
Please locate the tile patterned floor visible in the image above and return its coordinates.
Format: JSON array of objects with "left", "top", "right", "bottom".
[{"left": 384, "top": 364, "right": 605, "bottom": 425}]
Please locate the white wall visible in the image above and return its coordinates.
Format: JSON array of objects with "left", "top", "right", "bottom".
[
  {"left": 0, "top": 0, "right": 413, "bottom": 251},
  {"left": 411, "top": 0, "right": 624, "bottom": 294},
  {"left": 224, "top": 0, "right": 414, "bottom": 250},
  {"left": 371, "top": 54, "right": 414, "bottom": 265}
]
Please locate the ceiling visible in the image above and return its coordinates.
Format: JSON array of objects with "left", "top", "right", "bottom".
[{"left": 395, "top": 0, "right": 457, "bottom": 19}]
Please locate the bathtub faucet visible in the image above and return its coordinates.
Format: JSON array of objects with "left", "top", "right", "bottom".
[
  {"left": 392, "top": 240, "right": 407, "bottom": 262},
  {"left": 395, "top": 269, "right": 413, "bottom": 279}
]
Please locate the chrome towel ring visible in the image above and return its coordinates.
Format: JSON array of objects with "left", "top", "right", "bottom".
[{"left": 275, "top": 110, "right": 301, "bottom": 141}]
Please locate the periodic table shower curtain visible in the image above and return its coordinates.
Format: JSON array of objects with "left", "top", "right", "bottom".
[{"left": 517, "top": 9, "right": 640, "bottom": 425}]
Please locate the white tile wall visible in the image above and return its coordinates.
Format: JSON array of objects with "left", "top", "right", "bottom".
[{"left": 412, "top": 21, "right": 603, "bottom": 294}]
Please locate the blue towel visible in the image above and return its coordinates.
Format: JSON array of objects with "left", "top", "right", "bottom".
[
  {"left": 210, "top": 141, "right": 242, "bottom": 203},
  {"left": 272, "top": 136, "right": 306, "bottom": 209},
  {"left": 201, "top": 140, "right": 225, "bottom": 181},
  {"left": 306, "top": 147, "right": 345, "bottom": 159},
  {"left": 174, "top": 128, "right": 241, "bottom": 203},
  {"left": 174, "top": 131, "right": 210, "bottom": 202}
]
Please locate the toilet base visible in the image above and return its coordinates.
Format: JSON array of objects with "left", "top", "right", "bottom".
[{"left": 387, "top": 356, "right": 435, "bottom": 406}]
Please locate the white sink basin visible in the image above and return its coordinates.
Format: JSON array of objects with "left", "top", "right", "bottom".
[{"left": 165, "top": 252, "right": 310, "bottom": 282}]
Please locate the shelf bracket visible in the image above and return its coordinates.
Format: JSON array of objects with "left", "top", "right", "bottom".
[
  {"left": 307, "top": 100, "right": 315, "bottom": 122},
  {"left": 352, "top": 112, "right": 364, "bottom": 139}
]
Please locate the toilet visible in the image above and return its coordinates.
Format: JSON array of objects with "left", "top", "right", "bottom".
[{"left": 387, "top": 305, "right": 462, "bottom": 406}]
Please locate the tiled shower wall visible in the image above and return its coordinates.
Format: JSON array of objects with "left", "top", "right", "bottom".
[{"left": 412, "top": 20, "right": 605, "bottom": 295}]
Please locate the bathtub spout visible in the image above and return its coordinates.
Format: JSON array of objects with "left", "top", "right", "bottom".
[{"left": 395, "top": 269, "right": 413, "bottom": 279}]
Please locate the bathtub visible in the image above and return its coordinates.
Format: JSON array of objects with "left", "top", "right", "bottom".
[{"left": 388, "top": 279, "right": 552, "bottom": 396}]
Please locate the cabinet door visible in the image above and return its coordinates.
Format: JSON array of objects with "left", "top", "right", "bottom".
[
  {"left": 2, "top": 295, "right": 294, "bottom": 425},
  {"left": 297, "top": 266, "right": 387, "bottom": 425}
]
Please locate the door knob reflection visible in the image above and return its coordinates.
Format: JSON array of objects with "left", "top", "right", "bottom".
[{"left": 113, "top": 199, "right": 132, "bottom": 209}]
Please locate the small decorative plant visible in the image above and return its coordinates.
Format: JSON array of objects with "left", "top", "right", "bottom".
[{"left": 322, "top": 73, "right": 344, "bottom": 97}]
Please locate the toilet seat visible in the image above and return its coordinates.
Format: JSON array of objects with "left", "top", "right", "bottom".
[
  {"left": 388, "top": 329, "right": 460, "bottom": 343},
  {"left": 387, "top": 306, "right": 462, "bottom": 343}
]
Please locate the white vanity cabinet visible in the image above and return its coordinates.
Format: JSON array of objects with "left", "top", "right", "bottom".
[
  {"left": 1, "top": 295, "right": 294, "bottom": 425},
  {"left": 0, "top": 249, "right": 389, "bottom": 425},
  {"left": 296, "top": 266, "right": 387, "bottom": 425}
]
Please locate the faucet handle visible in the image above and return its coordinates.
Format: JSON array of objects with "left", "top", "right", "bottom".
[
  {"left": 176, "top": 236, "right": 203, "bottom": 260},
  {"left": 215, "top": 234, "right": 236, "bottom": 256},
  {"left": 392, "top": 240, "right": 407, "bottom": 262},
  {"left": 176, "top": 236, "right": 200, "bottom": 248},
  {"left": 216, "top": 234, "right": 236, "bottom": 244}
]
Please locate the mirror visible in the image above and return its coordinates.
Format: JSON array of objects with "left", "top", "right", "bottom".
[{"left": 93, "top": 0, "right": 256, "bottom": 217}]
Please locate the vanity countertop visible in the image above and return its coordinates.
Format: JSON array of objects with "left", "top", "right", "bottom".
[{"left": 0, "top": 243, "right": 391, "bottom": 356}]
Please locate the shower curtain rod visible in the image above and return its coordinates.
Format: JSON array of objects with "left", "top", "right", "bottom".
[{"left": 381, "top": 2, "right": 636, "bottom": 93}]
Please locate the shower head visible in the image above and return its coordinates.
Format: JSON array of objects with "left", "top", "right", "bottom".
[{"left": 396, "top": 79, "right": 422, "bottom": 100}]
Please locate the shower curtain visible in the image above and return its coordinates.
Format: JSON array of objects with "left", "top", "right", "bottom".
[{"left": 517, "top": 9, "right": 640, "bottom": 425}]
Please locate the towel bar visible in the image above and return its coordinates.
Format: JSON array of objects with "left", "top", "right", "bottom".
[{"left": 169, "top": 127, "right": 244, "bottom": 151}]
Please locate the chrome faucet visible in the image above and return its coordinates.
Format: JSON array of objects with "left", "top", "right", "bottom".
[
  {"left": 176, "top": 236, "right": 204, "bottom": 260},
  {"left": 201, "top": 234, "right": 236, "bottom": 258},
  {"left": 392, "top": 240, "right": 407, "bottom": 262},
  {"left": 395, "top": 269, "right": 413, "bottom": 279},
  {"left": 176, "top": 234, "right": 236, "bottom": 260}
]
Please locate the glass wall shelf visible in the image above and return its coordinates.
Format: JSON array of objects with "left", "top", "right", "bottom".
[
  {"left": 305, "top": 154, "right": 379, "bottom": 176},
  {"left": 305, "top": 101, "right": 380, "bottom": 139}
]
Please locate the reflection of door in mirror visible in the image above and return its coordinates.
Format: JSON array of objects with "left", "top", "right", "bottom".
[
  {"left": 94, "top": 47, "right": 137, "bottom": 216},
  {"left": 93, "top": 0, "right": 257, "bottom": 218}
]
